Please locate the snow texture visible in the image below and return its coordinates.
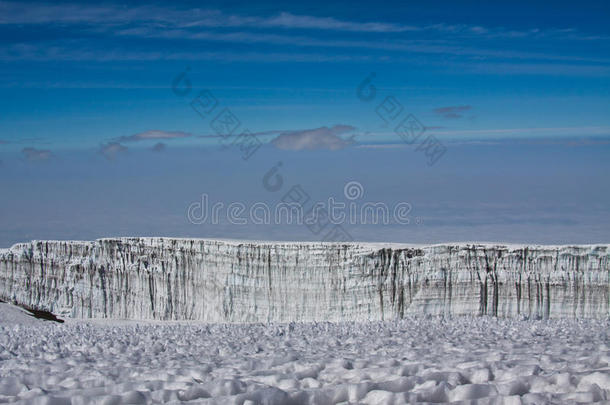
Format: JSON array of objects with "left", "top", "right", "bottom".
[
  {"left": 0, "top": 302, "right": 42, "bottom": 326},
  {"left": 0, "top": 316, "right": 608, "bottom": 404},
  {"left": 0, "top": 238, "right": 608, "bottom": 321}
]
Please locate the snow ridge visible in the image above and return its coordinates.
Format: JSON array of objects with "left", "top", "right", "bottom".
[{"left": 0, "top": 238, "right": 608, "bottom": 321}]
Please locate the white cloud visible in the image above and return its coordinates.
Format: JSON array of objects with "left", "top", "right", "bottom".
[
  {"left": 118, "top": 130, "right": 191, "bottom": 143},
  {"left": 270, "top": 125, "right": 356, "bottom": 151}
]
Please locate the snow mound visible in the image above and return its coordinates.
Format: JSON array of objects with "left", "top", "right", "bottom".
[{"left": 0, "top": 316, "right": 608, "bottom": 404}]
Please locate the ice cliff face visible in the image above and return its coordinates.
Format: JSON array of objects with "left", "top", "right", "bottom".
[{"left": 0, "top": 238, "right": 607, "bottom": 321}]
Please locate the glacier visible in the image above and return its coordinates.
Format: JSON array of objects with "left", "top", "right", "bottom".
[{"left": 0, "top": 238, "right": 607, "bottom": 321}]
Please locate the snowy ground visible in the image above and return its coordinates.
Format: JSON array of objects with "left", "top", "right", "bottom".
[{"left": 0, "top": 303, "right": 609, "bottom": 404}]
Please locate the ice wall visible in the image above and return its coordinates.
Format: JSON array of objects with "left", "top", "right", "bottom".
[{"left": 0, "top": 238, "right": 607, "bottom": 321}]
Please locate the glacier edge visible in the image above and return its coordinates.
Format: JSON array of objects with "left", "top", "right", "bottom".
[{"left": 0, "top": 238, "right": 608, "bottom": 321}]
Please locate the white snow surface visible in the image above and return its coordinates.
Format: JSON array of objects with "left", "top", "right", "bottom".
[
  {"left": 0, "top": 315, "right": 609, "bottom": 404},
  {"left": 0, "top": 302, "right": 41, "bottom": 326},
  {"left": 0, "top": 238, "right": 608, "bottom": 321}
]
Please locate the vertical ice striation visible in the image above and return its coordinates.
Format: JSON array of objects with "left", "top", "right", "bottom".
[{"left": 0, "top": 238, "right": 607, "bottom": 321}]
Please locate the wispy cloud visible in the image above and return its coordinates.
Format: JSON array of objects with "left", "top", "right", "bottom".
[
  {"left": 427, "top": 125, "right": 610, "bottom": 137},
  {"left": 270, "top": 124, "right": 356, "bottom": 151},
  {"left": 0, "top": 2, "right": 604, "bottom": 42},
  {"left": 2, "top": 4, "right": 609, "bottom": 68},
  {"left": 4, "top": 34, "right": 606, "bottom": 69},
  {"left": 111, "top": 28, "right": 610, "bottom": 64},
  {"left": 117, "top": 130, "right": 192, "bottom": 143},
  {"left": 433, "top": 106, "right": 473, "bottom": 119},
  {"left": 21, "top": 147, "right": 52, "bottom": 161},
  {"left": 348, "top": 126, "right": 610, "bottom": 147},
  {"left": 442, "top": 135, "right": 610, "bottom": 146},
  {"left": 356, "top": 143, "right": 409, "bottom": 150},
  {"left": 252, "top": 12, "right": 417, "bottom": 33},
  {"left": 0, "top": 3, "right": 417, "bottom": 33},
  {"left": 356, "top": 135, "right": 610, "bottom": 148},
  {"left": 99, "top": 142, "right": 127, "bottom": 160},
  {"left": 0, "top": 44, "right": 373, "bottom": 63},
  {"left": 0, "top": 1, "right": 607, "bottom": 75}
]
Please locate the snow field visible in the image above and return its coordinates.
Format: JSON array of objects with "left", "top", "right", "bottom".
[{"left": 0, "top": 313, "right": 609, "bottom": 404}]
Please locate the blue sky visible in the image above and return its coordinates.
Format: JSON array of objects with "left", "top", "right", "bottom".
[{"left": 0, "top": 0, "right": 609, "bottom": 246}]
